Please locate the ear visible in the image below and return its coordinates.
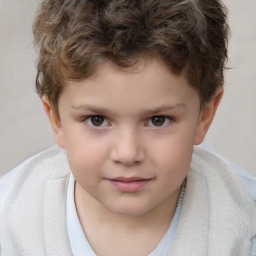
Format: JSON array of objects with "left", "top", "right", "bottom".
[
  {"left": 41, "top": 96, "right": 66, "bottom": 148},
  {"left": 194, "top": 86, "right": 223, "bottom": 145}
]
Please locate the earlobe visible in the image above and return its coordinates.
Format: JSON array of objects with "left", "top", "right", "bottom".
[
  {"left": 194, "top": 86, "right": 223, "bottom": 145},
  {"left": 41, "top": 96, "right": 66, "bottom": 148}
]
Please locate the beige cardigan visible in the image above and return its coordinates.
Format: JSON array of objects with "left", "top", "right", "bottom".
[{"left": 0, "top": 146, "right": 256, "bottom": 256}]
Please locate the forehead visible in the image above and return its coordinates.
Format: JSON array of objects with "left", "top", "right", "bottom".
[
  {"left": 59, "top": 59, "right": 199, "bottom": 113},
  {"left": 65, "top": 58, "right": 190, "bottom": 91}
]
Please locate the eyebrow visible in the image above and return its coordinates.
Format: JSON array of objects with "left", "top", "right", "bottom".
[{"left": 71, "top": 103, "right": 186, "bottom": 116}]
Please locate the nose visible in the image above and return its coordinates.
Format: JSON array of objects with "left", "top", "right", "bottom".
[{"left": 110, "top": 128, "right": 145, "bottom": 166}]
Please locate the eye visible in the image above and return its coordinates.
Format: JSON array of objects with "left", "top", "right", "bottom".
[
  {"left": 84, "top": 115, "right": 109, "bottom": 127},
  {"left": 147, "top": 116, "right": 172, "bottom": 127}
]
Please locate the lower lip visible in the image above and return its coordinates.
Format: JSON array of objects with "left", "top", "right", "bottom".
[{"left": 109, "top": 180, "right": 150, "bottom": 193}]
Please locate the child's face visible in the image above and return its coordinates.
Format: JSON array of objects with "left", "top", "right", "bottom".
[{"left": 44, "top": 59, "right": 218, "bottom": 217}]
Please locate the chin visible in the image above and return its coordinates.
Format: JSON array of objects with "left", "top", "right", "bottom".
[{"left": 107, "top": 202, "right": 153, "bottom": 217}]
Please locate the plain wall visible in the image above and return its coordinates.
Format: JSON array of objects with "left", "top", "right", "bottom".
[{"left": 0, "top": 0, "right": 255, "bottom": 177}]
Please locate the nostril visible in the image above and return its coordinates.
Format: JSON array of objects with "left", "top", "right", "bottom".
[{"left": 110, "top": 146, "right": 145, "bottom": 166}]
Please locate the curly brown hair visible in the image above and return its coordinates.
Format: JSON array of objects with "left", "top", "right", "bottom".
[{"left": 33, "top": 0, "right": 229, "bottom": 116}]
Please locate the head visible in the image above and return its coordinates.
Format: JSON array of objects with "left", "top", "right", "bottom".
[{"left": 33, "top": 0, "right": 229, "bottom": 217}]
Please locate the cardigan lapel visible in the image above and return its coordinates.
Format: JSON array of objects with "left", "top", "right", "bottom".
[
  {"left": 167, "top": 171, "right": 209, "bottom": 255},
  {"left": 43, "top": 175, "right": 73, "bottom": 256}
]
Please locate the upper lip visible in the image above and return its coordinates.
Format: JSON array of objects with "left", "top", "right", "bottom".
[{"left": 109, "top": 177, "right": 151, "bottom": 182}]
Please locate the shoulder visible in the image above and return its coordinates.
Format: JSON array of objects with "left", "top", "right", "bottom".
[
  {"left": 0, "top": 145, "right": 70, "bottom": 208},
  {"left": 0, "top": 146, "right": 72, "bottom": 255},
  {"left": 228, "top": 162, "right": 256, "bottom": 201},
  {"left": 192, "top": 144, "right": 256, "bottom": 201}
]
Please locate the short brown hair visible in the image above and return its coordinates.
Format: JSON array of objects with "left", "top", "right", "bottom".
[{"left": 33, "top": 0, "right": 229, "bottom": 116}]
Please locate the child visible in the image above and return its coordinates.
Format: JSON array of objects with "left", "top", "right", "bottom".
[{"left": 1, "top": 0, "right": 256, "bottom": 255}]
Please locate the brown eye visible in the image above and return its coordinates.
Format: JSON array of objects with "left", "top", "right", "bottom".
[
  {"left": 148, "top": 116, "right": 171, "bottom": 127},
  {"left": 89, "top": 116, "right": 106, "bottom": 126},
  {"left": 151, "top": 116, "right": 166, "bottom": 126}
]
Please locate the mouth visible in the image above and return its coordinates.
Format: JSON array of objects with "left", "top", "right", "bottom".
[{"left": 107, "top": 177, "right": 151, "bottom": 193}]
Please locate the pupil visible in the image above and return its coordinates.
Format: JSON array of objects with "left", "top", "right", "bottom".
[
  {"left": 152, "top": 116, "right": 165, "bottom": 126},
  {"left": 91, "top": 116, "right": 104, "bottom": 126}
]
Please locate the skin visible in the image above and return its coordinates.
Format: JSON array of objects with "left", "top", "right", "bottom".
[{"left": 43, "top": 59, "right": 222, "bottom": 255}]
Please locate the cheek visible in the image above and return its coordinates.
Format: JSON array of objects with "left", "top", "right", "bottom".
[
  {"left": 156, "top": 148, "right": 191, "bottom": 194},
  {"left": 159, "top": 147, "right": 192, "bottom": 175},
  {"left": 65, "top": 135, "right": 109, "bottom": 179},
  {"left": 67, "top": 148, "right": 103, "bottom": 192},
  {"left": 151, "top": 134, "right": 194, "bottom": 178}
]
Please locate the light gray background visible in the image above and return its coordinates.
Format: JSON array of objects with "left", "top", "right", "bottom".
[{"left": 0, "top": 0, "right": 255, "bottom": 177}]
